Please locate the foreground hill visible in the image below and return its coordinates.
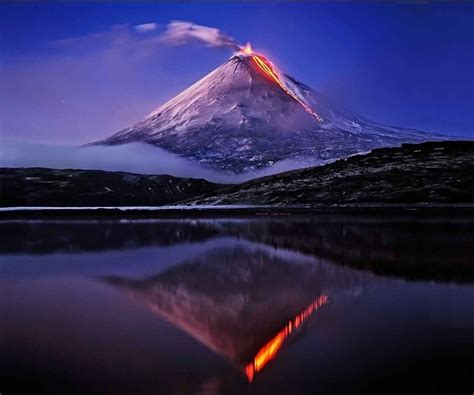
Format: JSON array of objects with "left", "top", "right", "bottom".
[
  {"left": 189, "top": 141, "right": 474, "bottom": 206},
  {"left": 0, "top": 168, "right": 223, "bottom": 207},
  {"left": 1, "top": 141, "right": 472, "bottom": 208}
]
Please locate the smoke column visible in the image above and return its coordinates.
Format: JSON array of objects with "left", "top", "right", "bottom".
[{"left": 159, "top": 20, "right": 241, "bottom": 51}]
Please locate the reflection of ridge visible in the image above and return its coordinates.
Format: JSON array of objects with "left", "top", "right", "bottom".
[
  {"left": 245, "top": 294, "right": 329, "bottom": 382},
  {"left": 0, "top": 220, "right": 218, "bottom": 254},
  {"left": 202, "top": 218, "right": 474, "bottom": 282},
  {"left": 103, "top": 245, "right": 366, "bottom": 379},
  {"left": 5, "top": 218, "right": 472, "bottom": 282}
]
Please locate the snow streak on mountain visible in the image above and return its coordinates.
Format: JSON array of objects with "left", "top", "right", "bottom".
[{"left": 93, "top": 49, "right": 444, "bottom": 173}]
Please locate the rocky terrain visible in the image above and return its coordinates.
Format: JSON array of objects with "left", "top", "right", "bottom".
[
  {"left": 0, "top": 168, "right": 223, "bottom": 207},
  {"left": 2, "top": 141, "right": 472, "bottom": 208},
  {"left": 188, "top": 141, "right": 474, "bottom": 205}
]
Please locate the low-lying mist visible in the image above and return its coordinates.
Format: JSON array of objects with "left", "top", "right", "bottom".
[{"left": 0, "top": 141, "right": 325, "bottom": 184}]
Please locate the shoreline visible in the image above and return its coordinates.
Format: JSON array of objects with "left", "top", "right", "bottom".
[{"left": 1, "top": 204, "right": 474, "bottom": 219}]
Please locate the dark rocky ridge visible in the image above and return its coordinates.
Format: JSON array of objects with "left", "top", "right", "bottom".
[
  {"left": 189, "top": 141, "right": 474, "bottom": 205},
  {"left": 1, "top": 141, "right": 472, "bottom": 208},
  {"left": 0, "top": 168, "right": 224, "bottom": 207}
]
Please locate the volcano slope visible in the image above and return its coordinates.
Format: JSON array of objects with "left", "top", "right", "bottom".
[
  {"left": 92, "top": 53, "right": 444, "bottom": 173},
  {"left": 186, "top": 141, "right": 474, "bottom": 206}
]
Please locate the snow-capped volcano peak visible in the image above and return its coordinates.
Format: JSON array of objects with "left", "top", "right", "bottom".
[{"left": 92, "top": 51, "right": 445, "bottom": 173}]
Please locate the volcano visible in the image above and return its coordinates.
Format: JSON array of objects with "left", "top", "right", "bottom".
[{"left": 92, "top": 48, "right": 444, "bottom": 173}]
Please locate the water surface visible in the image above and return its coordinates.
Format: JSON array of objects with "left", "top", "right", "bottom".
[{"left": 1, "top": 215, "right": 473, "bottom": 394}]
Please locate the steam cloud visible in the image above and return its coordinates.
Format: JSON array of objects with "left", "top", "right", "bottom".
[
  {"left": 134, "top": 23, "right": 159, "bottom": 33},
  {"left": 1, "top": 141, "right": 328, "bottom": 184},
  {"left": 160, "top": 20, "right": 241, "bottom": 51}
]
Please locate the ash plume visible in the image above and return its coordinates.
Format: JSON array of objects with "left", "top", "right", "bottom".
[{"left": 160, "top": 20, "right": 240, "bottom": 51}]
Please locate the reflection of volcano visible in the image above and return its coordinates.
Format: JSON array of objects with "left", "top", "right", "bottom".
[{"left": 103, "top": 245, "right": 369, "bottom": 380}]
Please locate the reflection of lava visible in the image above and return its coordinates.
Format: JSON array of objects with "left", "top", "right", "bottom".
[
  {"left": 245, "top": 294, "right": 329, "bottom": 382},
  {"left": 241, "top": 44, "right": 323, "bottom": 122},
  {"left": 103, "top": 246, "right": 348, "bottom": 383}
]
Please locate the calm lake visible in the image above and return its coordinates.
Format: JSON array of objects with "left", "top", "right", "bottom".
[{"left": 1, "top": 214, "right": 473, "bottom": 394}]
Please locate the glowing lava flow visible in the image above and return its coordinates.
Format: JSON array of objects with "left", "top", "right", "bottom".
[
  {"left": 245, "top": 294, "right": 329, "bottom": 382},
  {"left": 244, "top": 46, "right": 323, "bottom": 122}
]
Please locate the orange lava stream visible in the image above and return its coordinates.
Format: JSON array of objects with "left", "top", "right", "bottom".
[
  {"left": 251, "top": 55, "right": 323, "bottom": 122},
  {"left": 245, "top": 294, "right": 329, "bottom": 382}
]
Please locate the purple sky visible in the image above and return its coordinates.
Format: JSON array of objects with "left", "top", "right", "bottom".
[{"left": 1, "top": 3, "right": 473, "bottom": 145}]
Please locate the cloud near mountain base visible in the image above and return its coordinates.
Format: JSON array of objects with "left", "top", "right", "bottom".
[{"left": 0, "top": 141, "right": 327, "bottom": 184}]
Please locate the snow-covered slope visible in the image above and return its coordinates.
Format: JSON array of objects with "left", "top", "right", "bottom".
[{"left": 93, "top": 53, "right": 445, "bottom": 173}]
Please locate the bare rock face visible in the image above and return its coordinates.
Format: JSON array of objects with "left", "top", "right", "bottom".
[{"left": 92, "top": 54, "right": 443, "bottom": 173}]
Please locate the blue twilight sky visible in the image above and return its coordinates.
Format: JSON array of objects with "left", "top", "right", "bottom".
[{"left": 1, "top": 2, "right": 473, "bottom": 144}]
